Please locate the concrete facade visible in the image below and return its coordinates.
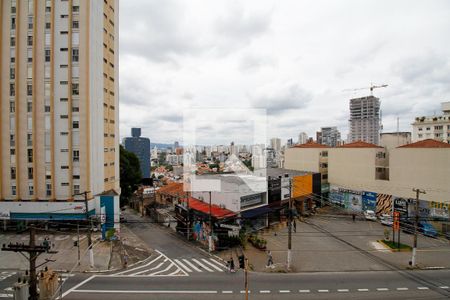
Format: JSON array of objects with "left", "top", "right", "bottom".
[
  {"left": 412, "top": 102, "right": 450, "bottom": 144},
  {"left": 348, "top": 96, "right": 381, "bottom": 145}
]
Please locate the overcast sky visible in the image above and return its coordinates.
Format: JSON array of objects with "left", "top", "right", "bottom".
[{"left": 119, "top": 0, "right": 450, "bottom": 145}]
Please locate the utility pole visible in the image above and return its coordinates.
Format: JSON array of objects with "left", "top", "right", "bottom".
[
  {"left": 412, "top": 188, "right": 426, "bottom": 267},
  {"left": 208, "top": 191, "right": 213, "bottom": 252},
  {"left": 1, "top": 225, "right": 56, "bottom": 300},
  {"left": 244, "top": 257, "right": 249, "bottom": 300},
  {"left": 77, "top": 222, "right": 81, "bottom": 265},
  {"left": 186, "top": 192, "right": 190, "bottom": 241},
  {"left": 287, "top": 178, "right": 292, "bottom": 270},
  {"left": 77, "top": 191, "right": 94, "bottom": 268}
]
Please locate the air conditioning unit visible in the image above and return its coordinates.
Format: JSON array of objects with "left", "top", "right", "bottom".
[{"left": 219, "top": 204, "right": 226, "bottom": 209}]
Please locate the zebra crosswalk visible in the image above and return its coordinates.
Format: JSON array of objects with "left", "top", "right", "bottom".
[{"left": 110, "top": 250, "right": 227, "bottom": 277}]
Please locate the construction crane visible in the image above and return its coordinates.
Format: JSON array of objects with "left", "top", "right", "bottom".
[{"left": 343, "top": 84, "right": 388, "bottom": 96}]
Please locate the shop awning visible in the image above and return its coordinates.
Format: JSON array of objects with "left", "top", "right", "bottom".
[{"left": 241, "top": 206, "right": 273, "bottom": 219}]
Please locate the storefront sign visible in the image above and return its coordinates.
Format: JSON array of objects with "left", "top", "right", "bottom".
[
  {"left": 0, "top": 211, "right": 10, "bottom": 220},
  {"left": 220, "top": 224, "right": 241, "bottom": 231},
  {"left": 241, "top": 193, "right": 263, "bottom": 208}
]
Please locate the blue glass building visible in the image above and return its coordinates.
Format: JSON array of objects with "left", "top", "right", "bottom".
[{"left": 124, "top": 128, "right": 151, "bottom": 178}]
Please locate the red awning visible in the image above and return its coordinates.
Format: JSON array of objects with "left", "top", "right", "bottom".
[{"left": 181, "top": 197, "right": 236, "bottom": 220}]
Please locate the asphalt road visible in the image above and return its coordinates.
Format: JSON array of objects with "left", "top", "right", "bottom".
[{"left": 60, "top": 269, "right": 450, "bottom": 299}]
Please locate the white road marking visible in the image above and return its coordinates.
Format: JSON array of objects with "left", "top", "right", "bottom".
[
  {"left": 279, "top": 290, "right": 290, "bottom": 293},
  {"left": 200, "top": 259, "right": 224, "bottom": 272},
  {"left": 396, "top": 287, "right": 408, "bottom": 291},
  {"left": 417, "top": 287, "right": 429, "bottom": 290},
  {"left": 150, "top": 263, "right": 178, "bottom": 276},
  {"left": 61, "top": 275, "right": 96, "bottom": 298},
  {"left": 130, "top": 259, "right": 167, "bottom": 275},
  {"left": 222, "top": 291, "right": 233, "bottom": 294},
  {"left": 174, "top": 259, "right": 192, "bottom": 272},
  {"left": 299, "top": 289, "right": 310, "bottom": 293},
  {"left": 192, "top": 258, "right": 213, "bottom": 272},
  {"left": 182, "top": 259, "right": 203, "bottom": 272},
  {"left": 260, "top": 290, "right": 271, "bottom": 294},
  {"left": 0, "top": 294, "right": 12, "bottom": 298},
  {"left": 337, "top": 289, "right": 349, "bottom": 292},
  {"left": 207, "top": 259, "right": 228, "bottom": 270},
  {"left": 114, "top": 254, "right": 162, "bottom": 275},
  {"left": 318, "top": 289, "right": 329, "bottom": 293},
  {"left": 240, "top": 290, "right": 251, "bottom": 294},
  {"left": 377, "top": 288, "right": 389, "bottom": 291},
  {"left": 72, "top": 290, "right": 218, "bottom": 294},
  {"left": 440, "top": 286, "right": 449, "bottom": 289},
  {"left": 358, "top": 288, "right": 369, "bottom": 292}
]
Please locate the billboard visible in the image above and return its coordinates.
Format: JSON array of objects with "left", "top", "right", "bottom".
[
  {"left": 292, "top": 174, "right": 313, "bottom": 198},
  {"left": 362, "top": 191, "right": 377, "bottom": 211}
]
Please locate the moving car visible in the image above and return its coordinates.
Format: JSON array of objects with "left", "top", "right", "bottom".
[
  {"left": 420, "top": 222, "right": 438, "bottom": 238},
  {"left": 364, "top": 210, "right": 377, "bottom": 221},
  {"left": 379, "top": 214, "right": 393, "bottom": 226}
]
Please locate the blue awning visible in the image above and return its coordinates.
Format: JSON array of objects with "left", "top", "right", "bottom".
[{"left": 241, "top": 206, "right": 273, "bottom": 219}]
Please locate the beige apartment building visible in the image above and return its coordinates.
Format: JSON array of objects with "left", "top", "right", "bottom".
[{"left": 0, "top": 0, "right": 119, "bottom": 220}]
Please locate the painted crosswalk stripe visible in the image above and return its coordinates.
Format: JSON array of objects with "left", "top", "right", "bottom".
[
  {"left": 151, "top": 263, "right": 177, "bottom": 276},
  {"left": 299, "top": 290, "right": 310, "bottom": 293},
  {"left": 260, "top": 290, "right": 271, "bottom": 294},
  {"left": 240, "top": 290, "right": 251, "bottom": 294},
  {"left": 192, "top": 258, "right": 214, "bottom": 272},
  {"left": 358, "top": 288, "right": 369, "bottom": 292},
  {"left": 0, "top": 294, "right": 12, "bottom": 298},
  {"left": 222, "top": 291, "right": 233, "bottom": 294},
  {"left": 417, "top": 287, "right": 429, "bottom": 290},
  {"left": 207, "top": 259, "right": 228, "bottom": 270},
  {"left": 200, "top": 259, "right": 224, "bottom": 272},
  {"left": 377, "top": 288, "right": 389, "bottom": 291},
  {"left": 174, "top": 259, "right": 192, "bottom": 272},
  {"left": 440, "top": 286, "right": 449, "bottom": 289},
  {"left": 115, "top": 254, "right": 162, "bottom": 275},
  {"left": 337, "top": 289, "right": 349, "bottom": 292},
  {"left": 131, "top": 259, "right": 167, "bottom": 276},
  {"left": 182, "top": 259, "right": 203, "bottom": 272},
  {"left": 279, "top": 290, "right": 290, "bottom": 293},
  {"left": 318, "top": 290, "right": 329, "bottom": 293},
  {"left": 397, "top": 287, "right": 408, "bottom": 291}
]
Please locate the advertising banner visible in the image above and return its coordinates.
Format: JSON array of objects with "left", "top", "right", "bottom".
[
  {"left": 292, "top": 175, "right": 312, "bottom": 198},
  {"left": 376, "top": 194, "right": 392, "bottom": 216},
  {"left": 362, "top": 191, "right": 377, "bottom": 211}
]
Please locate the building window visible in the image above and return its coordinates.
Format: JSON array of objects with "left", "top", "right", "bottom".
[
  {"left": 27, "top": 134, "right": 32, "bottom": 146},
  {"left": 73, "top": 121, "right": 79, "bottom": 129},
  {"left": 322, "top": 174, "right": 328, "bottom": 180},
  {"left": 29, "top": 185, "right": 34, "bottom": 196},
  {"left": 73, "top": 185, "right": 80, "bottom": 195},
  {"left": 27, "top": 84, "right": 33, "bottom": 96},
  {"left": 12, "top": 186, "right": 17, "bottom": 196},
  {"left": 73, "top": 175, "right": 80, "bottom": 180},
  {"left": 10, "top": 102, "right": 15, "bottom": 113},
  {"left": 72, "top": 106, "right": 79, "bottom": 112},
  {"left": 28, "top": 149, "right": 33, "bottom": 163},
  {"left": 27, "top": 36, "right": 33, "bottom": 46},
  {"left": 27, "top": 102, "right": 32, "bottom": 113},
  {"left": 10, "top": 83, "right": 15, "bottom": 96},
  {"left": 426, "top": 127, "right": 430, "bottom": 131},
  {"left": 73, "top": 20, "right": 79, "bottom": 28},
  {"left": 61, "top": 182, "right": 69, "bottom": 186},
  {"left": 28, "top": 16, "right": 33, "bottom": 30},
  {"left": 73, "top": 150, "right": 80, "bottom": 162},
  {"left": 46, "top": 184, "right": 52, "bottom": 196},
  {"left": 60, "top": 98, "right": 68, "bottom": 102},
  {"left": 45, "top": 105, "right": 51, "bottom": 112},
  {"left": 61, "top": 166, "right": 69, "bottom": 170},
  {"left": 28, "top": 167, "right": 34, "bottom": 179},
  {"left": 45, "top": 22, "right": 51, "bottom": 29},
  {"left": 10, "top": 134, "right": 15, "bottom": 147},
  {"left": 60, "top": 115, "right": 68, "bottom": 119},
  {"left": 10, "top": 37, "right": 15, "bottom": 47},
  {"left": 72, "top": 48, "right": 79, "bottom": 62},
  {"left": 10, "top": 67, "right": 15, "bottom": 79},
  {"left": 45, "top": 49, "right": 51, "bottom": 62},
  {"left": 72, "top": 83, "right": 79, "bottom": 95},
  {"left": 10, "top": 149, "right": 15, "bottom": 156},
  {"left": 11, "top": 167, "right": 16, "bottom": 180},
  {"left": 72, "top": 5, "right": 79, "bottom": 13},
  {"left": 418, "top": 127, "right": 422, "bottom": 131}
]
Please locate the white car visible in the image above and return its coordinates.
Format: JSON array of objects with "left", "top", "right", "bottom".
[
  {"left": 379, "top": 214, "right": 393, "bottom": 226},
  {"left": 364, "top": 210, "right": 377, "bottom": 221}
]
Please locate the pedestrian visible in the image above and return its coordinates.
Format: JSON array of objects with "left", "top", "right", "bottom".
[
  {"left": 352, "top": 213, "right": 356, "bottom": 222},
  {"left": 123, "top": 254, "right": 128, "bottom": 268},
  {"left": 266, "top": 250, "right": 273, "bottom": 267},
  {"left": 293, "top": 220, "right": 297, "bottom": 233},
  {"left": 228, "top": 256, "right": 235, "bottom": 273}
]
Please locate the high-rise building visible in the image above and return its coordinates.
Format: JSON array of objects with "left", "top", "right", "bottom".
[
  {"left": 0, "top": 1, "right": 120, "bottom": 220},
  {"left": 348, "top": 96, "right": 381, "bottom": 145},
  {"left": 319, "top": 126, "right": 341, "bottom": 147},
  {"left": 298, "top": 132, "right": 308, "bottom": 145},
  {"left": 124, "top": 128, "right": 151, "bottom": 178},
  {"left": 412, "top": 102, "right": 450, "bottom": 144},
  {"left": 270, "top": 138, "right": 281, "bottom": 152}
]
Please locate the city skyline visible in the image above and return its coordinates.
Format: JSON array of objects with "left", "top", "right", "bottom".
[{"left": 119, "top": 0, "right": 450, "bottom": 144}]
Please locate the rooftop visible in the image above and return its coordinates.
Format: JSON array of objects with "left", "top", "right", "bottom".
[
  {"left": 266, "top": 168, "right": 311, "bottom": 178},
  {"left": 181, "top": 197, "right": 236, "bottom": 219},
  {"left": 397, "top": 139, "right": 450, "bottom": 148},
  {"left": 338, "top": 141, "right": 383, "bottom": 149},
  {"left": 157, "top": 182, "right": 185, "bottom": 196},
  {"left": 293, "top": 141, "right": 329, "bottom": 148}
]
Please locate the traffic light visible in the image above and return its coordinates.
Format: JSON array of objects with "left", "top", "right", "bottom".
[{"left": 238, "top": 255, "right": 245, "bottom": 269}]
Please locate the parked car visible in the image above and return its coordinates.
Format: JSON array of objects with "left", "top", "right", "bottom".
[
  {"left": 379, "top": 214, "right": 393, "bottom": 226},
  {"left": 364, "top": 210, "right": 377, "bottom": 221},
  {"left": 419, "top": 222, "right": 438, "bottom": 238}
]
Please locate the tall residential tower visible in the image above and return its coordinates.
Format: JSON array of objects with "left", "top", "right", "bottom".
[
  {"left": 0, "top": 0, "right": 120, "bottom": 220},
  {"left": 348, "top": 96, "right": 381, "bottom": 145}
]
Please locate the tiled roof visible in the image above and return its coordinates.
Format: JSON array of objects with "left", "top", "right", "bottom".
[
  {"left": 398, "top": 139, "right": 450, "bottom": 148},
  {"left": 338, "top": 141, "right": 383, "bottom": 148},
  {"left": 293, "top": 141, "right": 329, "bottom": 148},
  {"left": 181, "top": 197, "right": 236, "bottom": 219},
  {"left": 157, "top": 182, "right": 185, "bottom": 196}
]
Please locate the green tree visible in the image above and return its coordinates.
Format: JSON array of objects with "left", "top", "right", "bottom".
[{"left": 120, "top": 145, "right": 142, "bottom": 207}]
